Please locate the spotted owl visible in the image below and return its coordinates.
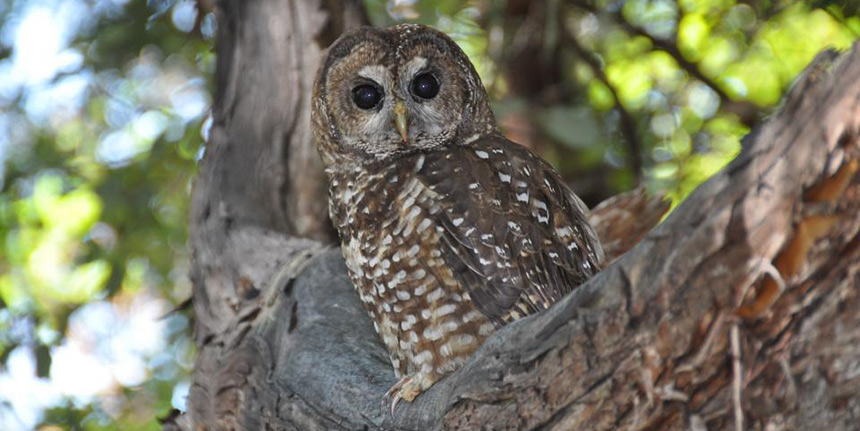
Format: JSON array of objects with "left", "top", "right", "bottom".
[{"left": 311, "top": 24, "right": 604, "bottom": 408}]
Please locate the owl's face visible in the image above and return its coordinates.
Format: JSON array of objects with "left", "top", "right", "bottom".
[{"left": 313, "top": 24, "right": 496, "bottom": 169}]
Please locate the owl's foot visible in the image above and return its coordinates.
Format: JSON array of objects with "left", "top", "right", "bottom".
[{"left": 383, "top": 373, "right": 434, "bottom": 416}]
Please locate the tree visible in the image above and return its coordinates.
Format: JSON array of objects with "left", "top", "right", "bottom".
[
  {"left": 1, "top": 0, "right": 855, "bottom": 430},
  {"left": 166, "top": 1, "right": 860, "bottom": 430}
]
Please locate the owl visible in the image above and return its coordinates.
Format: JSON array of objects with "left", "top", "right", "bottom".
[{"left": 311, "top": 24, "right": 604, "bottom": 410}]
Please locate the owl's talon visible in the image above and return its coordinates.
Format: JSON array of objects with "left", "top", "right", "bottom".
[
  {"left": 383, "top": 376, "right": 410, "bottom": 416},
  {"left": 383, "top": 375, "right": 424, "bottom": 416},
  {"left": 389, "top": 392, "right": 402, "bottom": 417}
]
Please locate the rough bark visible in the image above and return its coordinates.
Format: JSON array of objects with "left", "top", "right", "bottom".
[
  {"left": 168, "top": 1, "right": 860, "bottom": 430},
  {"left": 179, "top": 0, "right": 366, "bottom": 427}
]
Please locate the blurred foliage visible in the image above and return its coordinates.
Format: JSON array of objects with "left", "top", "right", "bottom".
[
  {"left": 368, "top": 0, "right": 858, "bottom": 204},
  {"left": 0, "top": 0, "right": 856, "bottom": 430},
  {"left": 0, "top": 0, "right": 210, "bottom": 429}
]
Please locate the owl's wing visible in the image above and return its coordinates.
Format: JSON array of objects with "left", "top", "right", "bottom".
[{"left": 416, "top": 134, "right": 604, "bottom": 324}]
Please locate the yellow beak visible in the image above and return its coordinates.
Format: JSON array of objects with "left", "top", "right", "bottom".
[{"left": 393, "top": 100, "right": 409, "bottom": 144}]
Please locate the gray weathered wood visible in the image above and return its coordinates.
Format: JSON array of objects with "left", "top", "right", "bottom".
[{"left": 168, "top": 0, "right": 860, "bottom": 429}]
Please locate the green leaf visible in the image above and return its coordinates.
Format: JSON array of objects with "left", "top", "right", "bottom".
[{"left": 678, "top": 13, "right": 709, "bottom": 61}]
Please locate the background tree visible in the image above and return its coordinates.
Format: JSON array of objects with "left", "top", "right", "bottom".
[{"left": 0, "top": 1, "right": 857, "bottom": 430}]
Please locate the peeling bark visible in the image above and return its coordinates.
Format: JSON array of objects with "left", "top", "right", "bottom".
[{"left": 168, "top": 1, "right": 860, "bottom": 430}]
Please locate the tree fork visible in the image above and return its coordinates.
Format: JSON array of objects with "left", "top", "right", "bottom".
[{"left": 165, "top": 0, "right": 860, "bottom": 429}]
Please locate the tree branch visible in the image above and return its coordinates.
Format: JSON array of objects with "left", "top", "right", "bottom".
[
  {"left": 172, "top": 0, "right": 860, "bottom": 427},
  {"left": 570, "top": 0, "right": 764, "bottom": 127}
]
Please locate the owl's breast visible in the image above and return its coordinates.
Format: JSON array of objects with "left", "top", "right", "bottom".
[
  {"left": 329, "top": 159, "right": 427, "bottom": 293},
  {"left": 329, "top": 165, "right": 403, "bottom": 239},
  {"left": 328, "top": 156, "right": 495, "bottom": 376}
]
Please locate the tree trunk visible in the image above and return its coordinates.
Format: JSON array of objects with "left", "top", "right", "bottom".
[{"left": 164, "top": 1, "right": 860, "bottom": 430}]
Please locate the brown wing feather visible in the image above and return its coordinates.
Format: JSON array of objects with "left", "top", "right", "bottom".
[{"left": 414, "top": 134, "right": 604, "bottom": 324}]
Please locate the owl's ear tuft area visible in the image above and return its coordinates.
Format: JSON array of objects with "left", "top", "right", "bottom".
[
  {"left": 325, "top": 26, "right": 382, "bottom": 64},
  {"left": 316, "top": 26, "right": 386, "bottom": 95}
]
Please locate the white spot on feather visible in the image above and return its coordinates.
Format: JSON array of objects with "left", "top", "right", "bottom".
[
  {"left": 463, "top": 134, "right": 480, "bottom": 145},
  {"left": 435, "top": 303, "right": 457, "bottom": 317},
  {"left": 418, "top": 218, "right": 432, "bottom": 232},
  {"left": 441, "top": 320, "right": 459, "bottom": 332},
  {"left": 401, "top": 314, "right": 417, "bottom": 330},
  {"left": 415, "top": 350, "right": 433, "bottom": 363},
  {"left": 479, "top": 323, "right": 495, "bottom": 335},
  {"left": 427, "top": 288, "right": 445, "bottom": 302},
  {"left": 423, "top": 326, "right": 444, "bottom": 341}
]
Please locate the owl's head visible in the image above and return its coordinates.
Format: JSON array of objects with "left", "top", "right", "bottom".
[{"left": 312, "top": 24, "right": 496, "bottom": 170}]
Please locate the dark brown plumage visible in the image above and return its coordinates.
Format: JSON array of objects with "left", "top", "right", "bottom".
[{"left": 312, "top": 24, "right": 604, "bottom": 407}]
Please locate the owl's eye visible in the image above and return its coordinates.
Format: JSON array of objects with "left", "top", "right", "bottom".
[
  {"left": 411, "top": 73, "right": 440, "bottom": 100},
  {"left": 352, "top": 84, "right": 383, "bottom": 110}
]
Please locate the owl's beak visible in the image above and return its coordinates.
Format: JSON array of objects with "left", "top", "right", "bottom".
[{"left": 393, "top": 100, "right": 409, "bottom": 144}]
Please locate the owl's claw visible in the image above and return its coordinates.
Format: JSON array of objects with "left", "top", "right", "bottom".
[
  {"left": 388, "top": 390, "right": 403, "bottom": 417},
  {"left": 383, "top": 375, "right": 422, "bottom": 416}
]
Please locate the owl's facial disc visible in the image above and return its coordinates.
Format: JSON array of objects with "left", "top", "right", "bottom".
[
  {"left": 313, "top": 24, "right": 496, "bottom": 167},
  {"left": 330, "top": 53, "right": 463, "bottom": 158}
]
